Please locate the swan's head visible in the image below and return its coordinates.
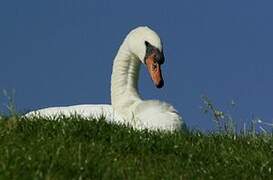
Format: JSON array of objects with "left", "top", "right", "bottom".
[{"left": 127, "top": 26, "right": 165, "bottom": 88}]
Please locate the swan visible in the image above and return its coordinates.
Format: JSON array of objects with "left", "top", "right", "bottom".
[{"left": 25, "top": 26, "right": 183, "bottom": 131}]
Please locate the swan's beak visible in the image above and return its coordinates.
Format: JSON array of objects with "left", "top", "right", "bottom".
[{"left": 146, "top": 56, "right": 164, "bottom": 88}]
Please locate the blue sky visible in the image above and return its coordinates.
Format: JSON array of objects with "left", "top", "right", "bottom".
[{"left": 1, "top": 0, "right": 273, "bottom": 131}]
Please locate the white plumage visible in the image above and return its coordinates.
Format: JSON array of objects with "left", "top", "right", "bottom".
[{"left": 25, "top": 26, "right": 183, "bottom": 131}]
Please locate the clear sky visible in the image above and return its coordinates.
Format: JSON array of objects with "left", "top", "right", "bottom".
[{"left": 1, "top": 0, "right": 273, "bottom": 131}]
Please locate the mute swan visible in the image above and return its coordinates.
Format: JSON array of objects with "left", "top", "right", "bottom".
[{"left": 25, "top": 26, "right": 183, "bottom": 131}]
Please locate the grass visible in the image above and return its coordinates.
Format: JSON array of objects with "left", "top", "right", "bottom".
[{"left": 0, "top": 115, "right": 273, "bottom": 179}]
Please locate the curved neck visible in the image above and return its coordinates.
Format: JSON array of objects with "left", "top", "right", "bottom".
[{"left": 111, "top": 40, "right": 142, "bottom": 116}]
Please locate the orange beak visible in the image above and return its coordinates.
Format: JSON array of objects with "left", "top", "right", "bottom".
[{"left": 146, "top": 54, "right": 164, "bottom": 88}]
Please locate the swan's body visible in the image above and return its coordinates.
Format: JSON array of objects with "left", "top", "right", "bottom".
[{"left": 25, "top": 26, "right": 183, "bottom": 131}]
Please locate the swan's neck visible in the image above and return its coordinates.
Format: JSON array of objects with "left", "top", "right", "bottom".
[{"left": 111, "top": 41, "right": 142, "bottom": 117}]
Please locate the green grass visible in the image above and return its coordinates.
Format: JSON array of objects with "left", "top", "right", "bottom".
[{"left": 0, "top": 116, "right": 272, "bottom": 179}]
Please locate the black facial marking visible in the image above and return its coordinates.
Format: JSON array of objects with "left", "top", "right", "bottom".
[{"left": 144, "top": 41, "right": 165, "bottom": 65}]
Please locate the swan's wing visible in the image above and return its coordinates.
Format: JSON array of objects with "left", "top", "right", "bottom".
[
  {"left": 24, "top": 104, "right": 124, "bottom": 123},
  {"left": 134, "top": 100, "right": 183, "bottom": 131}
]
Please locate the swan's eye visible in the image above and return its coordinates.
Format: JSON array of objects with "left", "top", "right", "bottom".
[{"left": 152, "top": 62, "right": 157, "bottom": 70}]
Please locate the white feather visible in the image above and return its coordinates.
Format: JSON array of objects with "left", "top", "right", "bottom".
[{"left": 25, "top": 104, "right": 124, "bottom": 123}]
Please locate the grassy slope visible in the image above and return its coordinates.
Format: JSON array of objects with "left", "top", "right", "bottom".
[{"left": 0, "top": 116, "right": 272, "bottom": 179}]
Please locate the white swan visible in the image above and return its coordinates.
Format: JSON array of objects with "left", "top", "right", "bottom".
[{"left": 25, "top": 26, "right": 183, "bottom": 131}]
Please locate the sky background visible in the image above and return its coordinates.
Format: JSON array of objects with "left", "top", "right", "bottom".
[{"left": 1, "top": 0, "right": 273, "bottom": 131}]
